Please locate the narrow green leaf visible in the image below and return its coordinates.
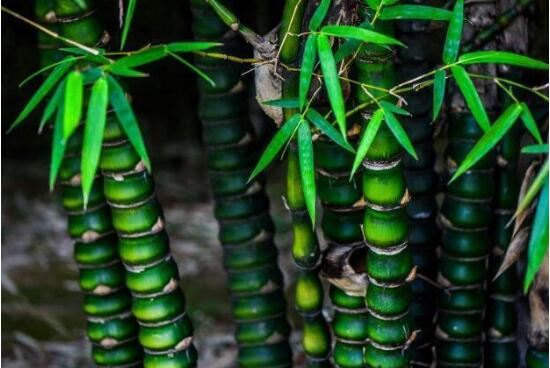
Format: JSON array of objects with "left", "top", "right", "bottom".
[
  {"left": 317, "top": 34, "right": 347, "bottom": 137},
  {"left": 442, "top": 0, "right": 464, "bottom": 64},
  {"left": 71, "top": 0, "right": 88, "bottom": 10},
  {"left": 515, "top": 160, "right": 549, "bottom": 217},
  {"left": 451, "top": 65, "right": 491, "bottom": 132},
  {"left": 262, "top": 98, "right": 300, "bottom": 108},
  {"left": 351, "top": 109, "right": 384, "bottom": 177},
  {"left": 168, "top": 52, "right": 215, "bottom": 87},
  {"left": 110, "top": 46, "right": 167, "bottom": 69},
  {"left": 433, "top": 70, "right": 446, "bottom": 121},
  {"left": 120, "top": 0, "right": 137, "bottom": 50},
  {"left": 19, "top": 57, "right": 79, "bottom": 88},
  {"left": 167, "top": 42, "right": 222, "bottom": 53},
  {"left": 520, "top": 103, "right": 543, "bottom": 144},
  {"left": 450, "top": 103, "right": 522, "bottom": 182},
  {"left": 321, "top": 25, "right": 405, "bottom": 47},
  {"left": 38, "top": 79, "right": 65, "bottom": 134},
  {"left": 379, "top": 101, "right": 410, "bottom": 116},
  {"left": 309, "top": 0, "right": 331, "bottom": 31},
  {"left": 306, "top": 109, "right": 354, "bottom": 153},
  {"left": 524, "top": 182, "right": 549, "bottom": 293},
  {"left": 382, "top": 106, "right": 418, "bottom": 160},
  {"left": 109, "top": 66, "right": 149, "bottom": 78},
  {"left": 299, "top": 35, "right": 318, "bottom": 110},
  {"left": 334, "top": 21, "right": 372, "bottom": 63},
  {"left": 107, "top": 75, "right": 151, "bottom": 171},
  {"left": 9, "top": 61, "right": 74, "bottom": 132},
  {"left": 49, "top": 105, "right": 66, "bottom": 190},
  {"left": 365, "top": 0, "right": 381, "bottom": 9},
  {"left": 62, "top": 71, "right": 84, "bottom": 141},
  {"left": 522, "top": 144, "right": 548, "bottom": 155},
  {"left": 81, "top": 77, "right": 108, "bottom": 207},
  {"left": 249, "top": 114, "right": 302, "bottom": 181},
  {"left": 297, "top": 121, "right": 317, "bottom": 226},
  {"left": 459, "top": 51, "right": 549, "bottom": 70},
  {"left": 380, "top": 5, "right": 452, "bottom": 21}
]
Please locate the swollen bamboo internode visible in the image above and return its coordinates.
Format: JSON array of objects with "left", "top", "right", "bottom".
[
  {"left": 36, "top": 0, "right": 143, "bottom": 365},
  {"left": 355, "top": 9, "right": 414, "bottom": 368},
  {"left": 189, "top": 1, "right": 293, "bottom": 366},
  {"left": 99, "top": 116, "right": 198, "bottom": 367}
]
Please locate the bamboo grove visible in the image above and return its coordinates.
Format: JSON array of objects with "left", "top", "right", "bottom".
[{"left": 4, "top": 0, "right": 549, "bottom": 367}]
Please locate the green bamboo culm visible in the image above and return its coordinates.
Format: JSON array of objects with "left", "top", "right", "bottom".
[
  {"left": 485, "top": 81, "right": 520, "bottom": 368},
  {"left": 355, "top": 8, "right": 414, "bottom": 368},
  {"left": 35, "top": 0, "right": 142, "bottom": 366},
  {"left": 99, "top": 116, "right": 198, "bottom": 367},
  {"left": 395, "top": 9, "right": 440, "bottom": 367},
  {"left": 189, "top": 1, "right": 293, "bottom": 367},
  {"left": 318, "top": 135, "right": 366, "bottom": 368},
  {"left": 279, "top": 0, "right": 333, "bottom": 366},
  {"left": 435, "top": 113, "right": 493, "bottom": 366}
]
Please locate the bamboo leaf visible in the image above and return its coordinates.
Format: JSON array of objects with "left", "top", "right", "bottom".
[
  {"left": 109, "top": 66, "right": 149, "bottom": 78},
  {"left": 249, "top": 114, "right": 302, "bottom": 181},
  {"left": 494, "top": 227, "right": 530, "bottom": 280},
  {"left": 450, "top": 103, "right": 523, "bottom": 182},
  {"left": 321, "top": 25, "right": 405, "bottom": 47},
  {"left": 262, "top": 98, "right": 300, "bottom": 108},
  {"left": 442, "top": 0, "right": 463, "bottom": 64},
  {"left": 379, "top": 101, "right": 410, "bottom": 116},
  {"left": 49, "top": 105, "right": 66, "bottom": 190},
  {"left": 309, "top": 0, "right": 331, "bottom": 31},
  {"left": 62, "top": 71, "right": 84, "bottom": 141},
  {"left": 382, "top": 106, "right": 418, "bottom": 160},
  {"left": 458, "top": 51, "right": 549, "bottom": 70},
  {"left": 19, "top": 57, "right": 79, "bottom": 88},
  {"left": 433, "top": 69, "right": 446, "bottom": 121},
  {"left": 299, "top": 35, "right": 318, "bottom": 110},
  {"left": 110, "top": 46, "right": 167, "bottom": 69},
  {"left": 9, "top": 61, "right": 74, "bottom": 132},
  {"left": 524, "top": 182, "right": 549, "bottom": 293},
  {"left": 120, "top": 0, "right": 137, "bottom": 50},
  {"left": 351, "top": 108, "right": 384, "bottom": 177},
  {"left": 514, "top": 160, "right": 549, "bottom": 218},
  {"left": 81, "top": 77, "right": 108, "bottom": 207},
  {"left": 297, "top": 121, "right": 317, "bottom": 226},
  {"left": 380, "top": 5, "right": 452, "bottom": 21},
  {"left": 167, "top": 42, "right": 221, "bottom": 53},
  {"left": 38, "top": 79, "right": 65, "bottom": 134},
  {"left": 306, "top": 109, "right": 354, "bottom": 153},
  {"left": 522, "top": 144, "right": 548, "bottom": 155},
  {"left": 334, "top": 21, "right": 372, "bottom": 63},
  {"left": 450, "top": 65, "right": 491, "bottom": 132},
  {"left": 317, "top": 34, "right": 347, "bottom": 137},
  {"left": 520, "top": 103, "right": 543, "bottom": 144},
  {"left": 168, "top": 52, "right": 215, "bottom": 87},
  {"left": 107, "top": 75, "right": 151, "bottom": 171}
]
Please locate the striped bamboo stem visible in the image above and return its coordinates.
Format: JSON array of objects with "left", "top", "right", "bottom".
[
  {"left": 35, "top": 0, "right": 142, "bottom": 365},
  {"left": 436, "top": 113, "right": 493, "bottom": 367},
  {"left": 436, "top": 1, "right": 498, "bottom": 365},
  {"left": 317, "top": 137, "right": 367, "bottom": 368},
  {"left": 355, "top": 9, "right": 414, "bottom": 368},
  {"left": 395, "top": 11, "right": 440, "bottom": 368},
  {"left": 99, "top": 115, "right": 198, "bottom": 367},
  {"left": 189, "top": 1, "right": 293, "bottom": 367}
]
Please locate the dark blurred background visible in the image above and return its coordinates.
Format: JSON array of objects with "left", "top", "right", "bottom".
[{"left": 1, "top": 1, "right": 294, "bottom": 367}]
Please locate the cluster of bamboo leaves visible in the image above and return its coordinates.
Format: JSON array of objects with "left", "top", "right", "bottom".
[
  {"left": 9, "top": 41, "right": 219, "bottom": 206},
  {"left": 5, "top": 0, "right": 548, "bottom": 291},
  {"left": 247, "top": 0, "right": 548, "bottom": 290}
]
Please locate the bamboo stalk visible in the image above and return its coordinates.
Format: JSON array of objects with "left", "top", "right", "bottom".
[
  {"left": 355, "top": 7, "right": 414, "bottom": 367},
  {"left": 189, "top": 1, "right": 293, "bottom": 366},
  {"left": 395, "top": 11, "right": 440, "bottom": 367},
  {"left": 99, "top": 116, "right": 198, "bottom": 367},
  {"left": 35, "top": 1, "right": 143, "bottom": 365}
]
